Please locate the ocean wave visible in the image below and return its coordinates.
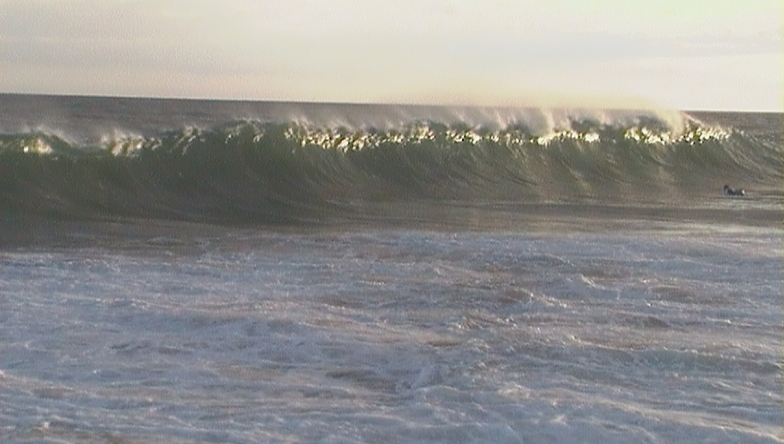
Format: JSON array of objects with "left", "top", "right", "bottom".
[{"left": 1, "top": 115, "right": 781, "bottom": 224}]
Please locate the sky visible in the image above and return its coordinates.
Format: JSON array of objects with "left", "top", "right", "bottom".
[{"left": 1, "top": 0, "right": 781, "bottom": 111}]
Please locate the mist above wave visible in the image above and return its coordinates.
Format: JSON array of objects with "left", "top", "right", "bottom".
[{"left": 0, "top": 93, "right": 691, "bottom": 143}]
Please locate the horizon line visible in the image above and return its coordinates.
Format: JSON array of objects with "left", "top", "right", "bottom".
[{"left": 1, "top": 91, "right": 781, "bottom": 114}]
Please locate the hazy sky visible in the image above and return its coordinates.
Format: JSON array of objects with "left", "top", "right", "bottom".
[{"left": 1, "top": 0, "right": 781, "bottom": 110}]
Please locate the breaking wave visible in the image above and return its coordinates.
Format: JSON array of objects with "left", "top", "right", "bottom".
[{"left": 1, "top": 112, "right": 781, "bottom": 224}]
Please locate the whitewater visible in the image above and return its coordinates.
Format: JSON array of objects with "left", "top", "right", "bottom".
[{"left": 1, "top": 94, "right": 782, "bottom": 443}]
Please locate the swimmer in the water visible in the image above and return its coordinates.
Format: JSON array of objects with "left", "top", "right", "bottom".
[{"left": 724, "top": 184, "right": 745, "bottom": 196}]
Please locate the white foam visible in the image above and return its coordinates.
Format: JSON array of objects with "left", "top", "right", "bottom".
[{"left": 1, "top": 225, "right": 781, "bottom": 443}]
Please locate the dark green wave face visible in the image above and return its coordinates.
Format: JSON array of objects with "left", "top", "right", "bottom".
[{"left": 1, "top": 116, "right": 782, "bottom": 224}]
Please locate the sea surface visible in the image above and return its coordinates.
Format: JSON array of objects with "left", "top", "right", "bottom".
[{"left": 1, "top": 94, "right": 782, "bottom": 443}]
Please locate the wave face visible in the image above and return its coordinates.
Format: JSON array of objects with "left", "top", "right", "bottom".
[{"left": 1, "top": 100, "right": 782, "bottom": 224}]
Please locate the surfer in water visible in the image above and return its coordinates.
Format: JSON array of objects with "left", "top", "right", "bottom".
[{"left": 724, "top": 184, "right": 745, "bottom": 196}]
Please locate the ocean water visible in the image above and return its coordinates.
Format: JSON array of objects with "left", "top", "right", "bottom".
[{"left": 1, "top": 94, "right": 782, "bottom": 443}]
